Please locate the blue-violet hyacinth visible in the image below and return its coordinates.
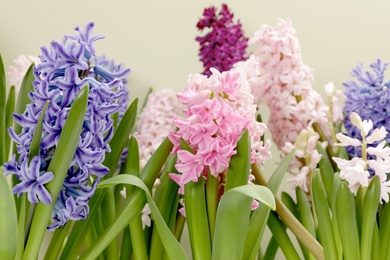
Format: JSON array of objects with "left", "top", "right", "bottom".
[
  {"left": 196, "top": 3, "right": 248, "bottom": 77},
  {"left": 3, "top": 22, "right": 130, "bottom": 230},
  {"left": 343, "top": 59, "right": 390, "bottom": 163}
]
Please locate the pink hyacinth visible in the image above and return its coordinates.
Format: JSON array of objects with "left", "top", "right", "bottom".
[
  {"left": 7, "top": 55, "right": 40, "bottom": 93},
  {"left": 134, "top": 89, "right": 182, "bottom": 167},
  {"left": 250, "top": 19, "right": 330, "bottom": 149},
  {"left": 169, "top": 68, "right": 271, "bottom": 189}
]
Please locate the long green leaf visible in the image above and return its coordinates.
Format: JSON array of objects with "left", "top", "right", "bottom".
[
  {"left": 267, "top": 212, "right": 300, "bottom": 260},
  {"left": 211, "top": 130, "right": 252, "bottom": 259},
  {"left": 317, "top": 142, "right": 334, "bottom": 204},
  {"left": 149, "top": 155, "right": 179, "bottom": 260},
  {"left": 92, "top": 175, "right": 188, "bottom": 260},
  {"left": 225, "top": 130, "right": 250, "bottom": 191},
  {"left": 287, "top": 190, "right": 314, "bottom": 260},
  {"left": 104, "top": 98, "right": 138, "bottom": 175},
  {"left": 312, "top": 170, "right": 338, "bottom": 260},
  {"left": 185, "top": 178, "right": 211, "bottom": 260},
  {"left": 0, "top": 53, "right": 7, "bottom": 165},
  {"left": 335, "top": 182, "right": 360, "bottom": 260},
  {"left": 243, "top": 149, "right": 296, "bottom": 260},
  {"left": 0, "top": 169, "right": 17, "bottom": 260},
  {"left": 212, "top": 184, "right": 275, "bottom": 260},
  {"left": 14, "top": 64, "right": 35, "bottom": 136},
  {"left": 22, "top": 86, "right": 89, "bottom": 260},
  {"left": 361, "top": 176, "right": 380, "bottom": 260},
  {"left": 28, "top": 101, "right": 49, "bottom": 162},
  {"left": 379, "top": 203, "right": 390, "bottom": 260},
  {"left": 5, "top": 86, "right": 15, "bottom": 157}
]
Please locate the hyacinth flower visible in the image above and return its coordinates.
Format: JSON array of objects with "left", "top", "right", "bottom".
[
  {"left": 343, "top": 59, "right": 390, "bottom": 159},
  {"left": 250, "top": 18, "right": 331, "bottom": 150},
  {"left": 196, "top": 3, "right": 248, "bottom": 77},
  {"left": 3, "top": 22, "right": 130, "bottom": 231},
  {"left": 163, "top": 68, "right": 279, "bottom": 259},
  {"left": 6, "top": 55, "right": 40, "bottom": 94},
  {"left": 333, "top": 112, "right": 390, "bottom": 201}
]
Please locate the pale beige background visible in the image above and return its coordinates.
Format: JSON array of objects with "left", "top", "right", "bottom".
[{"left": 1, "top": 0, "right": 390, "bottom": 258}]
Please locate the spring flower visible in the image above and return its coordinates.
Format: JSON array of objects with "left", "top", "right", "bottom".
[
  {"left": 282, "top": 128, "right": 322, "bottom": 193},
  {"left": 3, "top": 22, "right": 130, "bottom": 229},
  {"left": 169, "top": 68, "right": 271, "bottom": 190},
  {"left": 250, "top": 19, "right": 330, "bottom": 150},
  {"left": 324, "top": 82, "right": 346, "bottom": 125},
  {"left": 343, "top": 59, "right": 390, "bottom": 158},
  {"left": 333, "top": 112, "right": 390, "bottom": 202},
  {"left": 196, "top": 4, "right": 248, "bottom": 77},
  {"left": 134, "top": 89, "right": 182, "bottom": 167},
  {"left": 6, "top": 55, "right": 40, "bottom": 93}
]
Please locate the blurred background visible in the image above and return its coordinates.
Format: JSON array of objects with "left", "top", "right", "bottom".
[{"left": 1, "top": 0, "right": 390, "bottom": 258}]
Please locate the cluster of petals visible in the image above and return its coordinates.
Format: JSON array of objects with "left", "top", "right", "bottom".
[
  {"left": 169, "top": 68, "right": 271, "bottom": 190},
  {"left": 343, "top": 59, "right": 390, "bottom": 158},
  {"left": 6, "top": 55, "right": 40, "bottom": 93},
  {"left": 249, "top": 18, "right": 330, "bottom": 150},
  {"left": 333, "top": 112, "right": 390, "bottom": 202},
  {"left": 282, "top": 128, "right": 322, "bottom": 193},
  {"left": 196, "top": 3, "right": 248, "bottom": 77},
  {"left": 3, "top": 23, "right": 130, "bottom": 229},
  {"left": 324, "top": 82, "right": 346, "bottom": 125},
  {"left": 134, "top": 89, "right": 182, "bottom": 167}
]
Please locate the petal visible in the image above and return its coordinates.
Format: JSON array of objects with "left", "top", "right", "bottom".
[{"left": 335, "top": 133, "right": 362, "bottom": 147}]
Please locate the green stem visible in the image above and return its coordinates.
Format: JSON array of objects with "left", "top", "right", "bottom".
[
  {"left": 174, "top": 213, "right": 185, "bottom": 240},
  {"left": 184, "top": 178, "right": 211, "bottom": 260},
  {"left": 101, "top": 188, "right": 118, "bottom": 259},
  {"left": 267, "top": 212, "right": 300, "bottom": 260},
  {"left": 129, "top": 215, "right": 148, "bottom": 260},
  {"left": 206, "top": 172, "right": 218, "bottom": 240},
  {"left": 119, "top": 226, "right": 132, "bottom": 260},
  {"left": 44, "top": 221, "right": 72, "bottom": 260}
]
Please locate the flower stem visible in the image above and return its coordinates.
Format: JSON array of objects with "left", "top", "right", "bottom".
[
  {"left": 206, "top": 172, "right": 219, "bottom": 240},
  {"left": 129, "top": 215, "right": 148, "bottom": 260},
  {"left": 44, "top": 221, "right": 72, "bottom": 260}
]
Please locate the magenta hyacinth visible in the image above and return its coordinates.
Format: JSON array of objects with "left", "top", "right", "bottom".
[{"left": 196, "top": 4, "right": 248, "bottom": 77}]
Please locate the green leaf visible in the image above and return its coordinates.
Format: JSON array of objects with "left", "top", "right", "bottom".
[
  {"left": 312, "top": 170, "right": 338, "bottom": 260},
  {"left": 0, "top": 54, "right": 7, "bottom": 165},
  {"left": 215, "top": 130, "right": 250, "bottom": 255},
  {"left": 225, "top": 129, "right": 251, "bottom": 191},
  {"left": 94, "top": 175, "right": 189, "bottom": 260},
  {"left": 185, "top": 178, "right": 212, "bottom": 260},
  {"left": 212, "top": 184, "right": 275, "bottom": 260},
  {"left": 295, "top": 188, "right": 316, "bottom": 260},
  {"left": 267, "top": 212, "right": 300, "bottom": 260},
  {"left": 104, "top": 98, "right": 138, "bottom": 175},
  {"left": 243, "top": 149, "right": 296, "bottom": 260},
  {"left": 361, "top": 176, "right": 380, "bottom": 260},
  {"left": 317, "top": 142, "right": 335, "bottom": 204},
  {"left": 14, "top": 64, "right": 35, "bottom": 135},
  {"left": 5, "top": 86, "right": 15, "bottom": 157},
  {"left": 28, "top": 101, "right": 49, "bottom": 162},
  {"left": 0, "top": 169, "right": 17, "bottom": 260},
  {"left": 149, "top": 155, "right": 179, "bottom": 260},
  {"left": 335, "top": 182, "right": 360, "bottom": 260},
  {"left": 22, "top": 86, "right": 89, "bottom": 260},
  {"left": 379, "top": 203, "right": 390, "bottom": 260}
]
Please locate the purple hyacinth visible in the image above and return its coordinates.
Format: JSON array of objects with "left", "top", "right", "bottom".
[
  {"left": 196, "top": 3, "right": 248, "bottom": 77},
  {"left": 343, "top": 59, "right": 390, "bottom": 162},
  {"left": 3, "top": 22, "right": 130, "bottom": 230}
]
